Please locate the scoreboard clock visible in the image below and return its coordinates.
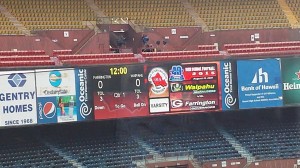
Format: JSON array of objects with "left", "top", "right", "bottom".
[{"left": 90, "top": 64, "right": 149, "bottom": 119}]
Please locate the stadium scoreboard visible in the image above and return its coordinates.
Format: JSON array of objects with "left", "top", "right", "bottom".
[
  {"left": 90, "top": 64, "right": 148, "bottom": 119},
  {"left": 1, "top": 57, "right": 297, "bottom": 127}
]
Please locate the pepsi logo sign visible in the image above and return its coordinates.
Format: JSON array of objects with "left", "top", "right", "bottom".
[{"left": 43, "top": 102, "right": 56, "bottom": 118}]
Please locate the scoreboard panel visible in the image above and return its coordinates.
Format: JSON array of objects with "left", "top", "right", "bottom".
[{"left": 90, "top": 64, "right": 149, "bottom": 119}]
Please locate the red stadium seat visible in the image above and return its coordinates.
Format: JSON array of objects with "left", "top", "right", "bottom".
[
  {"left": 0, "top": 60, "right": 55, "bottom": 67},
  {"left": 61, "top": 57, "right": 140, "bottom": 66},
  {"left": 0, "top": 55, "right": 50, "bottom": 61},
  {"left": 198, "top": 45, "right": 217, "bottom": 50}
]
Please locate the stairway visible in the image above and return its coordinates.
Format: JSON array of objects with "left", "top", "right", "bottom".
[
  {"left": 277, "top": 0, "right": 300, "bottom": 28},
  {"left": 43, "top": 141, "right": 85, "bottom": 168},
  {"left": 217, "top": 127, "right": 255, "bottom": 166},
  {"left": 131, "top": 136, "right": 165, "bottom": 168},
  {"left": 179, "top": 0, "right": 208, "bottom": 31},
  {"left": 0, "top": 5, "right": 30, "bottom": 35},
  {"left": 84, "top": 0, "right": 106, "bottom": 18}
]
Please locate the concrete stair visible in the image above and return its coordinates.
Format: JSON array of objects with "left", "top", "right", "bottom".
[
  {"left": 84, "top": 0, "right": 106, "bottom": 18},
  {"left": 43, "top": 141, "right": 84, "bottom": 168},
  {"left": 217, "top": 127, "right": 255, "bottom": 165},
  {"left": 0, "top": 5, "right": 30, "bottom": 35},
  {"left": 277, "top": 0, "right": 300, "bottom": 28},
  {"left": 179, "top": 0, "right": 208, "bottom": 31}
]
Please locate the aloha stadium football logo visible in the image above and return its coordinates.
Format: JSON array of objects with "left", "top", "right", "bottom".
[{"left": 148, "top": 68, "right": 168, "bottom": 94}]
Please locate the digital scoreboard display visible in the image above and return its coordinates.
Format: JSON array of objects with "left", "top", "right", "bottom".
[{"left": 90, "top": 64, "right": 149, "bottom": 119}]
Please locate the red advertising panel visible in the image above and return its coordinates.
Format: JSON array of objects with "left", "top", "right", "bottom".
[
  {"left": 90, "top": 64, "right": 148, "bottom": 120},
  {"left": 146, "top": 62, "right": 221, "bottom": 115},
  {"left": 169, "top": 62, "right": 221, "bottom": 113}
]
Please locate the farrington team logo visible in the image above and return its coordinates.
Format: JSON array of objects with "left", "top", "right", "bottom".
[
  {"left": 148, "top": 68, "right": 168, "bottom": 94},
  {"left": 8, "top": 73, "right": 27, "bottom": 87},
  {"left": 43, "top": 102, "right": 56, "bottom": 118},
  {"left": 49, "top": 70, "right": 62, "bottom": 87}
]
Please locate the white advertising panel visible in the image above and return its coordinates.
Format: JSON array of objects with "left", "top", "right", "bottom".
[
  {"left": 149, "top": 98, "right": 169, "bottom": 113},
  {"left": 35, "top": 69, "right": 77, "bottom": 123},
  {"left": 0, "top": 70, "right": 37, "bottom": 126},
  {"left": 35, "top": 69, "right": 76, "bottom": 97}
]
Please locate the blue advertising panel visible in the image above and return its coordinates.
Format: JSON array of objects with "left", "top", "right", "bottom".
[
  {"left": 37, "top": 97, "right": 58, "bottom": 124},
  {"left": 237, "top": 58, "right": 283, "bottom": 109},
  {"left": 75, "top": 68, "right": 94, "bottom": 121},
  {"left": 220, "top": 60, "right": 239, "bottom": 110}
]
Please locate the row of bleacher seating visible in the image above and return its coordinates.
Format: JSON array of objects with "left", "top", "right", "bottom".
[
  {"left": 229, "top": 50, "right": 300, "bottom": 58},
  {"left": 198, "top": 45, "right": 217, "bottom": 50},
  {"left": 134, "top": 116, "right": 243, "bottom": 163},
  {"left": 221, "top": 108, "right": 300, "bottom": 160},
  {"left": 1, "top": 107, "right": 300, "bottom": 167},
  {"left": 227, "top": 46, "right": 300, "bottom": 54},
  {"left": 0, "top": 50, "right": 55, "bottom": 67},
  {"left": 224, "top": 41, "right": 300, "bottom": 49},
  {"left": 1, "top": 41, "right": 300, "bottom": 67},
  {"left": 52, "top": 49, "right": 73, "bottom": 57},
  {"left": 142, "top": 50, "right": 219, "bottom": 57},
  {"left": 0, "top": 55, "right": 50, "bottom": 61},
  {"left": 0, "top": 60, "right": 55, "bottom": 67},
  {"left": 57, "top": 53, "right": 134, "bottom": 60},
  {"left": 2, "top": 0, "right": 300, "bottom": 33},
  {"left": 0, "top": 50, "right": 45, "bottom": 56},
  {"left": 144, "top": 54, "right": 224, "bottom": 62},
  {"left": 61, "top": 57, "right": 139, "bottom": 66},
  {"left": 1, "top": 0, "right": 95, "bottom": 31},
  {"left": 95, "top": 0, "right": 195, "bottom": 28},
  {"left": 189, "top": 0, "right": 290, "bottom": 31},
  {"left": 0, "top": 128, "right": 74, "bottom": 168}
]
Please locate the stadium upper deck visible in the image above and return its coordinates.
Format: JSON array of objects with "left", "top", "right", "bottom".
[{"left": 0, "top": 0, "right": 299, "bottom": 34}]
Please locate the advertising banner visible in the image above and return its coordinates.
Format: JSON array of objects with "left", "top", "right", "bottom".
[
  {"left": 0, "top": 70, "right": 37, "bottom": 126},
  {"left": 237, "top": 59, "right": 283, "bottom": 109},
  {"left": 168, "top": 62, "right": 221, "bottom": 113},
  {"left": 91, "top": 64, "right": 148, "bottom": 120},
  {"left": 220, "top": 60, "right": 239, "bottom": 110},
  {"left": 75, "top": 68, "right": 94, "bottom": 121},
  {"left": 36, "top": 69, "right": 77, "bottom": 124},
  {"left": 281, "top": 57, "right": 300, "bottom": 105},
  {"left": 147, "top": 66, "right": 170, "bottom": 113}
]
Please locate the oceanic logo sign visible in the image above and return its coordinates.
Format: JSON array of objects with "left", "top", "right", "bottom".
[
  {"left": 77, "top": 69, "right": 92, "bottom": 119},
  {"left": 8, "top": 73, "right": 26, "bottom": 87},
  {"left": 224, "top": 94, "right": 236, "bottom": 109},
  {"left": 43, "top": 102, "right": 56, "bottom": 118},
  {"left": 221, "top": 61, "right": 238, "bottom": 110},
  {"left": 80, "top": 103, "right": 92, "bottom": 118},
  {"left": 252, "top": 68, "right": 268, "bottom": 84},
  {"left": 49, "top": 70, "right": 62, "bottom": 87}
]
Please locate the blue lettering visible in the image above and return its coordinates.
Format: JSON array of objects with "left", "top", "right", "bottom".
[
  {"left": 2, "top": 104, "right": 33, "bottom": 113},
  {"left": 3, "top": 106, "right": 9, "bottom": 113},
  {"left": 0, "top": 92, "right": 35, "bottom": 102},
  {"left": 5, "top": 120, "right": 19, "bottom": 126}
]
